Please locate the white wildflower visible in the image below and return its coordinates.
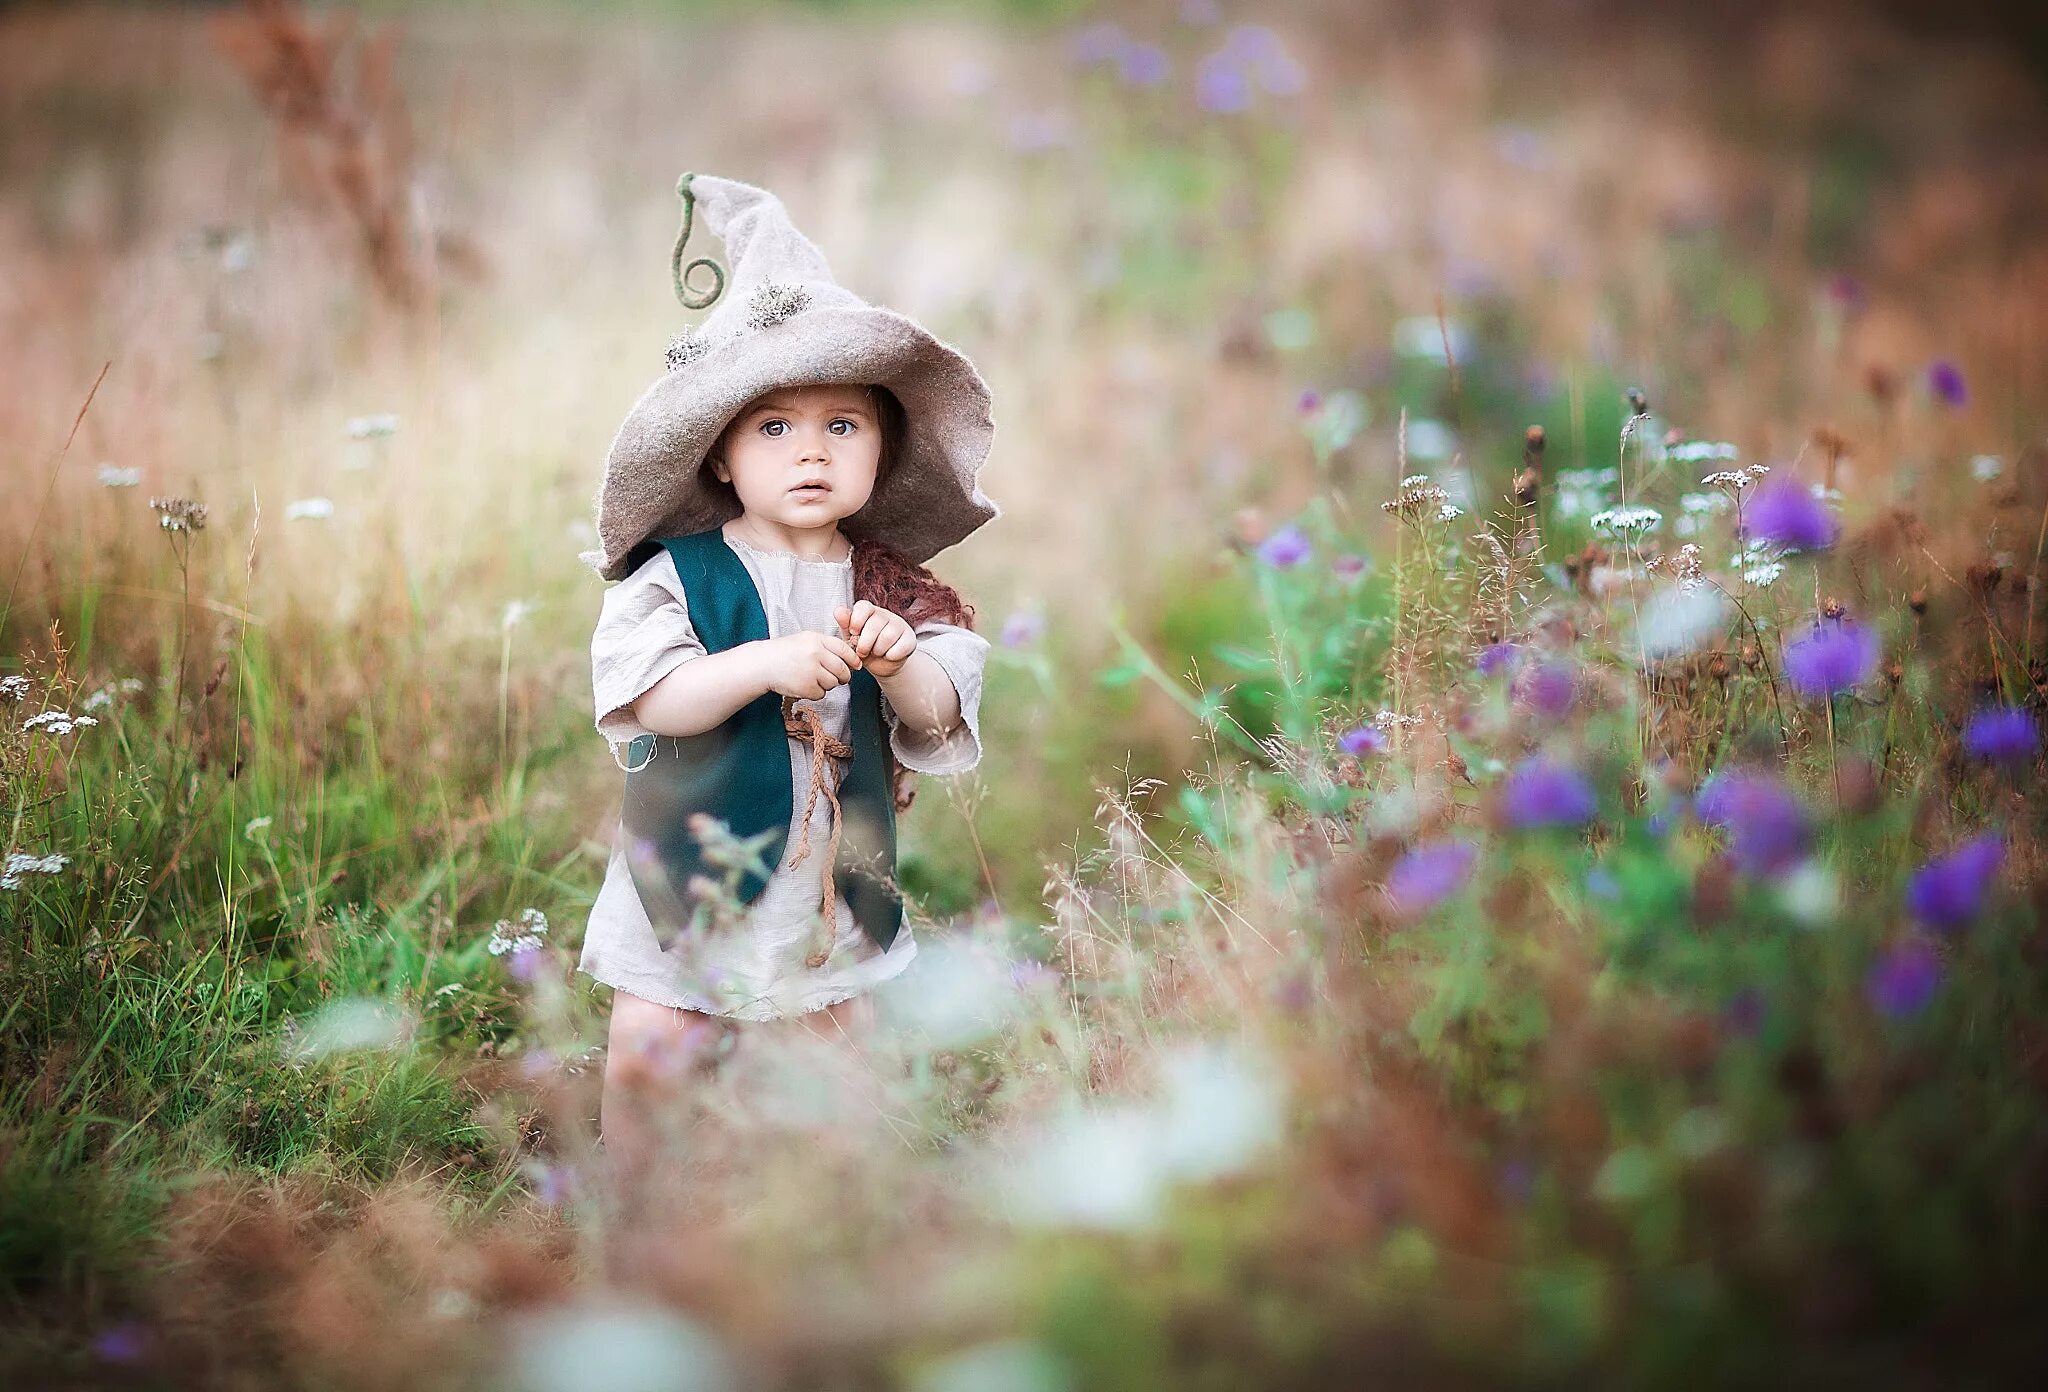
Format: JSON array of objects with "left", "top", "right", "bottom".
[
  {"left": 346, "top": 414, "right": 399, "bottom": 440},
  {"left": 2, "top": 675, "right": 32, "bottom": 701},
  {"left": 1591, "top": 505, "right": 1662, "bottom": 537},
  {"left": 1668, "top": 440, "right": 1741, "bottom": 464},
  {"left": 1371, "top": 709, "right": 1424, "bottom": 731},
  {"left": 1703, "top": 464, "right": 1770, "bottom": 490},
  {"left": 501, "top": 598, "right": 537, "bottom": 632},
  {"left": 97, "top": 463, "right": 141, "bottom": 488},
  {"left": 487, "top": 908, "right": 550, "bottom": 956},
  {"left": 24, "top": 710, "right": 98, "bottom": 736},
  {"left": 1971, "top": 454, "right": 2004, "bottom": 482},
  {"left": 81, "top": 677, "right": 145, "bottom": 712},
  {"left": 1, "top": 851, "right": 70, "bottom": 890},
  {"left": 285, "top": 497, "right": 334, "bottom": 521}
]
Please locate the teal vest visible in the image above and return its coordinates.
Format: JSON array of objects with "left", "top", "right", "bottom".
[{"left": 619, "top": 528, "right": 904, "bottom": 952}]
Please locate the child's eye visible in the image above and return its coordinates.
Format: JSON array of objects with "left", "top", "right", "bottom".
[
  {"left": 829, "top": 418, "right": 857, "bottom": 435},
  {"left": 760, "top": 419, "right": 788, "bottom": 437}
]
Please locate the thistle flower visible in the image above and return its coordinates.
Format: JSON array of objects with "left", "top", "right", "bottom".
[
  {"left": 1477, "top": 642, "right": 1521, "bottom": 677},
  {"left": 1865, "top": 938, "right": 1942, "bottom": 1018},
  {"left": 1256, "top": 522, "right": 1312, "bottom": 567},
  {"left": 1905, "top": 833, "right": 2003, "bottom": 932},
  {"left": 1926, "top": 359, "right": 1967, "bottom": 409},
  {"left": 1694, "top": 768, "right": 1808, "bottom": 875},
  {"left": 999, "top": 608, "right": 1045, "bottom": 649},
  {"left": 1337, "top": 725, "right": 1387, "bottom": 757},
  {"left": 1385, "top": 839, "right": 1478, "bottom": 913},
  {"left": 1500, "top": 757, "right": 1597, "bottom": 828},
  {"left": 1742, "top": 476, "right": 1836, "bottom": 551},
  {"left": 1512, "top": 659, "right": 1578, "bottom": 720},
  {"left": 1961, "top": 705, "right": 2039, "bottom": 766},
  {"left": 1782, "top": 618, "right": 1879, "bottom": 699},
  {"left": 1194, "top": 50, "right": 1251, "bottom": 112}
]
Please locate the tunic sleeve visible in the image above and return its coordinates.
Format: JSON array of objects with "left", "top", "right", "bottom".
[
  {"left": 591, "top": 549, "right": 708, "bottom": 767},
  {"left": 881, "top": 620, "right": 990, "bottom": 776}
]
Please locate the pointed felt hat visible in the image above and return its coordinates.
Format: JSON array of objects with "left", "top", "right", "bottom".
[{"left": 582, "top": 172, "right": 1000, "bottom": 582}]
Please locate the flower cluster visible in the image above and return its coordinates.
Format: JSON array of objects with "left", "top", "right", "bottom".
[
  {"left": 149, "top": 496, "right": 208, "bottom": 533},
  {"left": 81, "top": 677, "right": 145, "bottom": 712},
  {"left": 1645, "top": 542, "right": 1707, "bottom": 592},
  {"left": 665, "top": 328, "right": 709, "bottom": 371},
  {"left": 1382, "top": 474, "right": 1458, "bottom": 524},
  {"left": 743, "top": 281, "right": 812, "bottom": 331},
  {"left": 1551, "top": 466, "right": 1617, "bottom": 520},
  {"left": 487, "top": 908, "right": 549, "bottom": 956},
  {"left": 2, "top": 851, "right": 69, "bottom": 890},
  {"left": 1702, "top": 464, "right": 1770, "bottom": 491},
  {"left": 1, "top": 675, "right": 29, "bottom": 701},
  {"left": 23, "top": 709, "right": 98, "bottom": 736},
  {"left": 1590, "top": 505, "right": 1662, "bottom": 538},
  {"left": 1668, "top": 440, "right": 1741, "bottom": 464}
]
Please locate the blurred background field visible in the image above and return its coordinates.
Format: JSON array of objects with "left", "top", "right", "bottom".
[{"left": 4, "top": 0, "right": 2048, "bottom": 1386}]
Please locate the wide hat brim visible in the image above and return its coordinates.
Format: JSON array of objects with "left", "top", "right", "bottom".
[{"left": 584, "top": 301, "right": 998, "bottom": 582}]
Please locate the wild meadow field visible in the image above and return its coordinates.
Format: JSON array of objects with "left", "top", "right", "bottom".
[{"left": 4, "top": 0, "right": 2047, "bottom": 1386}]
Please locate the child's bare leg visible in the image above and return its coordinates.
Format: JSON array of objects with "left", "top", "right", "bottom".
[{"left": 600, "top": 988, "right": 719, "bottom": 1182}]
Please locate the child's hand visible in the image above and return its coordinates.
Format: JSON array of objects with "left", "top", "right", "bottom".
[
  {"left": 753, "top": 631, "right": 864, "bottom": 701},
  {"left": 835, "top": 601, "right": 916, "bottom": 678}
]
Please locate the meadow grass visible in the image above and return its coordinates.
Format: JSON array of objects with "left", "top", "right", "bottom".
[{"left": 4, "top": 1, "right": 2047, "bottom": 1386}]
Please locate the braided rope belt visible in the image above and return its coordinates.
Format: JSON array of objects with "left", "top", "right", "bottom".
[{"left": 780, "top": 694, "right": 854, "bottom": 968}]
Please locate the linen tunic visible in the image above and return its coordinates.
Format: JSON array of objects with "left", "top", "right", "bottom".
[{"left": 578, "top": 521, "right": 990, "bottom": 1020}]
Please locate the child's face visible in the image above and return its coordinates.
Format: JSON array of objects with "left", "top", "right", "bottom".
[{"left": 708, "top": 383, "right": 882, "bottom": 533}]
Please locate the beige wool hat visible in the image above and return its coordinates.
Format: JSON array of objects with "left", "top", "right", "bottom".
[{"left": 581, "top": 172, "right": 1000, "bottom": 582}]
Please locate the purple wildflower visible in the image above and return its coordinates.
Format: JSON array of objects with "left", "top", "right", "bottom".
[
  {"left": 1331, "top": 553, "right": 1368, "bottom": 584},
  {"left": 1927, "top": 359, "right": 1967, "bottom": 409},
  {"left": 1823, "top": 273, "right": 1865, "bottom": 315},
  {"left": 1297, "top": 387, "right": 1323, "bottom": 414},
  {"left": 1513, "top": 659, "right": 1578, "bottom": 719},
  {"left": 1722, "top": 988, "right": 1767, "bottom": 1038},
  {"left": 1117, "top": 42, "right": 1169, "bottom": 86},
  {"left": 1782, "top": 619, "right": 1879, "bottom": 699},
  {"left": 92, "top": 1321, "right": 153, "bottom": 1365},
  {"left": 1194, "top": 50, "right": 1251, "bottom": 112},
  {"left": 1069, "top": 21, "right": 1127, "bottom": 64},
  {"left": 1256, "top": 522, "right": 1312, "bottom": 567},
  {"left": 1961, "top": 705, "right": 2039, "bottom": 766},
  {"left": 1000, "top": 608, "right": 1044, "bottom": 649},
  {"left": 531, "top": 1162, "right": 578, "bottom": 1206},
  {"left": 1694, "top": 768, "right": 1810, "bottom": 875},
  {"left": 1501, "top": 757, "right": 1598, "bottom": 828},
  {"left": 1497, "top": 1156, "right": 1536, "bottom": 1206},
  {"left": 1338, "top": 725, "right": 1387, "bottom": 757},
  {"left": 1905, "top": 833, "right": 2004, "bottom": 932},
  {"left": 507, "top": 945, "right": 545, "bottom": 983},
  {"left": 1742, "top": 475, "right": 1838, "bottom": 552},
  {"left": 1476, "top": 642, "right": 1522, "bottom": 678},
  {"left": 1385, "top": 839, "right": 1478, "bottom": 913},
  {"left": 1865, "top": 938, "right": 1942, "bottom": 1018}
]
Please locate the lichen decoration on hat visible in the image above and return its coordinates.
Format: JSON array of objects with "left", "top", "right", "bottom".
[{"left": 582, "top": 172, "right": 1000, "bottom": 580}]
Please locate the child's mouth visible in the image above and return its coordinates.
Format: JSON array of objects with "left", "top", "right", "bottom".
[{"left": 790, "top": 485, "right": 830, "bottom": 501}]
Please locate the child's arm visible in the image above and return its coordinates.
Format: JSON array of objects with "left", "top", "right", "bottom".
[
  {"left": 872, "top": 651, "right": 964, "bottom": 742},
  {"left": 629, "top": 644, "right": 770, "bottom": 739}
]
